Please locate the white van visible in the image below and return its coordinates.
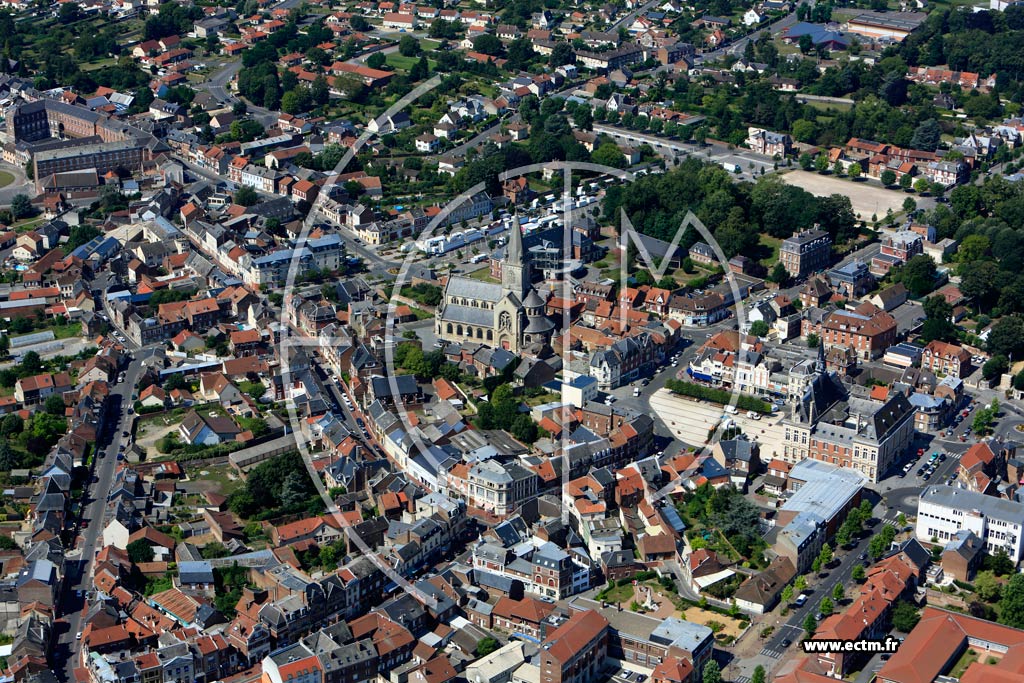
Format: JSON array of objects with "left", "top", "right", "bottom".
[{"left": 724, "top": 405, "right": 738, "bottom": 415}]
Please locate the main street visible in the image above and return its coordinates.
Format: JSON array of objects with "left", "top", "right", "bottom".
[{"left": 54, "top": 346, "right": 156, "bottom": 683}]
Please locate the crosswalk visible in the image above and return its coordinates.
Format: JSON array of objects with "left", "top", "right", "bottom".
[
  {"left": 735, "top": 676, "right": 751, "bottom": 683},
  {"left": 759, "top": 644, "right": 786, "bottom": 659}
]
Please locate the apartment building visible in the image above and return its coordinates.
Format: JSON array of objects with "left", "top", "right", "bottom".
[
  {"left": 779, "top": 229, "right": 832, "bottom": 279},
  {"left": 922, "top": 340, "right": 972, "bottom": 378},
  {"left": 806, "top": 307, "right": 898, "bottom": 361},
  {"left": 444, "top": 459, "right": 539, "bottom": 517},
  {"left": 539, "top": 610, "right": 609, "bottom": 683},
  {"left": 917, "top": 486, "right": 1024, "bottom": 561}
]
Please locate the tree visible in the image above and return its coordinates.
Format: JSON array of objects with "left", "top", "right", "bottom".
[
  {"left": 815, "top": 154, "right": 829, "bottom": 173},
  {"left": 852, "top": 564, "right": 866, "bottom": 581},
  {"left": 127, "top": 539, "right": 154, "bottom": 564},
  {"left": 903, "top": 197, "right": 917, "bottom": 214},
  {"left": 473, "top": 33, "right": 503, "bottom": 56},
  {"left": 806, "top": 333, "right": 820, "bottom": 349},
  {"left": 819, "top": 597, "right": 834, "bottom": 617},
  {"left": 896, "top": 254, "right": 937, "bottom": 297},
  {"left": 0, "top": 335, "right": 8, "bottom": 357},
  {"left": 880, "top": 170, "right": 897, "bottom": 187},
  {"left": 749, "top": 320, "right": 769, "bottom": 337},
  {"left": 819, "top": 544, "right": 833, "bottom": 567},
  {"left": 848, "top": 162, "right": 862, "bottom": 179},
  {"left": 975, "top": 571, "right": 1003, "bottom": 602},
  {"left": 914, "top": 178, "right": 930, "bottom": 194},
  {"left": 910, "top": 119, "right": 942, "bottom": 152},
  {"left": 803, "top": 612, "right": 817, "bottom": 635},
  {"left": 768, "top": 262, "right": 788, "bottom": 285},
  {"left": 1, "top": 414, "right": 23, "bottom": 437},
  {"left": 792, "top": 119, "right": 815, "bottom": 143},
  {"left": 957, "top": 234, "right": 991, "bottom": 265},
  {"left": 752, "top": 666, "right": 766, "bottom": 683},
  {"left": 234, "top": 186, "right": 258, "bottom": 207},
  {"left": 799, "top": 153, "right": 814, "bottom": 171},
  {"left": 592, "top": 143, "right": 626, "bottom": 169},
  {"left": 1000, "top": 574, "right": 1024, "bottom": 628},
  {"left": 43, "top": 394, "right": 65, "bottom": 416},
  {"left": 891, "top": 601, "right": 921, "bottom": 632},
  {"left": 985, "top": 548, "right": 1015, "bottom": 577},
  {"left": 988, "top": 316, "right": 1024, "bottom": 359},
  {"left": 832, "top": 582, "right": 845, "bottom": 602},
  {"left": 983, "top": 355, "right": 1009, "bottom": 382},
  {"left": 398, "top": 34, "right": 421, "bottom": 57},
  {"left": 10, "top": 194, "right": 32, "bottom": 219},
  {"left": 703, "top": 660, "right": 722, "bottom": 683},
  {"left": 550, "top": 41, "right": 575, "bottom": 67},
  {"left": 781, "top": 584, "right": 794, "bottom": 605},
  {"left": 794, "top": 575, "right": 807, "bottom": 592},
  {"left": 476, "top": 636, "right": 500, "bottom": 656},
  {"left": 832, "top": 160, "right": 844, "bottom": 176},
  {"left": 899, "top": 173, "right": 913, "bottom": 190}
]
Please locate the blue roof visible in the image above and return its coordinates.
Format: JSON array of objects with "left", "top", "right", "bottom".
[{"left": 785, "top": 22, "right": 849, "bottom": 46}]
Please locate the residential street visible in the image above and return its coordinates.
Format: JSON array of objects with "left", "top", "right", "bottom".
[{"left": 55, "top": 348, "right": 155, "bottom": 683}]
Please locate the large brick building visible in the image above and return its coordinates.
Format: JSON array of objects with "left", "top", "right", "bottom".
[
  {"left": 540, "top": 610, "right": 609, "bottom": 683},
  {"left": 804, "top": 305, "right": 897, "bottom": 361}
]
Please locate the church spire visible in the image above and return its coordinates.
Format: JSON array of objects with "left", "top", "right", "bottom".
[
  {"left": 507, "top": 211, "right": 524, "bottom": 266},
  {"left": 815, "top": 338, "right": 826, "bottom": 374}
]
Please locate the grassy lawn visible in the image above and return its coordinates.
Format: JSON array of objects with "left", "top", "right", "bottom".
[
  {"left": 187, "top": 462, "right": 243, "bottom": 495},
  {"left": 596, "top": 582, "right": 635, "bottom": 603},
  {"left": 11, "top": 217, "right": 45, "bottom": 233},
  {"left": 385, "top": 54, "right": 438, "bottom": 72},
  {"left": 806, "top": 100, "right": 853, "bottom": 113},
  {"left": 949, "top": 649, "right": 978, "bottom": 678},
  {"left": 419, "top": 39, "right": 440, "bottom": 50},
  {"left": 52, "top": 322, "right": 81, "bottom": 340},
  {"left": 466, "top": 266, "right": 499, "bottom": 283},
  {"left": 405, "top": 306, "right": 433, "bottom": 320},
  {"left": 80, "top": 57, "right": 118, "bottom": 72},
  {"left": 523, "top": 391, "right": 559, "bottom": 407},
  {"left": 0, "top": 171, "right": 14, "bottom": 189},
  {"left": 757, "top": 233, "right": 783, "bottom": 267}
]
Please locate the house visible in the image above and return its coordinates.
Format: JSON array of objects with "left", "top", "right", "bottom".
[
  {"left": 15, "top": 372, "right": 72, "bottom": 405},
  {"left": 139, "top": 384, "right": 169, "bottom": 409},
  {"left": 922, "top": 340, "right": 971, "bottom": 379},
  {"left": 178, "top": 409, "right": 242, "bottom": 446}
]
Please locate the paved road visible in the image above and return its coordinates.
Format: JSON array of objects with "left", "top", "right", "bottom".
[
  {"left": 608, "top": 0, "right": 661, "bottom": 31},
  {"left": 701, "top": 8, "right": 802, "bottom": 62},
  {"left": 0, "top": 160, "right": 35, "bottom": 204},
  {"left": 198, "top": 60, "right": 278, "bottom": 128},
  {"left": 751, "top": 533, "right": 870, "bottom": 675},
  {"left": 55, "top": 348, "right": 155, "bottom": 682}
]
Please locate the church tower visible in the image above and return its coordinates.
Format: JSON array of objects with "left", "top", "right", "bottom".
[{"left": 501, "top": 220, "right": 530, "bottom": 301}]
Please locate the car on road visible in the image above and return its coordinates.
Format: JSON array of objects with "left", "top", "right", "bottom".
[
  {"left": 76, "top": 631, "right": 82, "bottom": 640},
  {"left": 794, "top": 593, "right": 808, "bottom": 607},
  {"left": 781, "top": 638, "right": 792, "bottom": 648}
]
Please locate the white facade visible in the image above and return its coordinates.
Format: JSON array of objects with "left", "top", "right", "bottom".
[{"left": 917, "top": 486, "right": 1024, "bottom": 561}]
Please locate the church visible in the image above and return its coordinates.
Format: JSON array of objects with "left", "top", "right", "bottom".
[{"left": 435, "top": 221, "right": 555, "bottom": 355}]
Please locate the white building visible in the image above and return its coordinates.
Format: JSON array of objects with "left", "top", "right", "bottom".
[{"left": 917, "top": 485, "right": 1024, "bottom": 561}]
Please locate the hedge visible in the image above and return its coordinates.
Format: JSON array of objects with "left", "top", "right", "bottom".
[{"left": 665, "top": 379, "right": 772, "bottom": 414}]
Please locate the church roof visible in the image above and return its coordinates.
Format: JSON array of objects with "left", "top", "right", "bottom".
[
  {"left": 441, "top": 304, "right": 494, "bottom": 326},
  {"left": 443, "top": 276, "right": 503, "bottom": 302},
  {"left": 523, "top": 288, "right": 546, "bottom": 308}
]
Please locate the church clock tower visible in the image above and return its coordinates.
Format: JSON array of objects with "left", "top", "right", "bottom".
[{"left": 501, "top": 220, "right": 530, "bottom": 300}]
